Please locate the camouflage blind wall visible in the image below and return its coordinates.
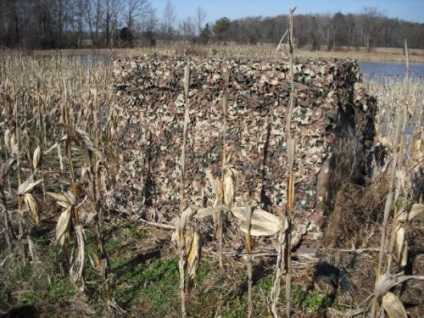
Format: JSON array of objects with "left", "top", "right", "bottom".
[{"left": 111, "top": 55, "right": 376, "bottom": 242}]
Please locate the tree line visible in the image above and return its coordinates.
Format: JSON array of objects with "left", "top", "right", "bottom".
[
  {"left": 0, "top": 1, "right": 423, "bottom": 50},
  {"left": 225, "top": 8, "right": 424, "bottom": 50}
]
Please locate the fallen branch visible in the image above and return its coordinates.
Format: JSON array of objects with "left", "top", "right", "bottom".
[
  {"left": 139, "top": 218, "right": 175, "bottom": 230},
  {"left": 327, "top": 307, "right": 368, "bottom": 317},
  {"left": 326, "top": 248, "right": 380, "bottom": 254}
]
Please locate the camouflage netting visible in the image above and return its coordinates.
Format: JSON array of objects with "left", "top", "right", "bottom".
[{"left": 110, "top": 55, "right": 376, "bottom": 245}]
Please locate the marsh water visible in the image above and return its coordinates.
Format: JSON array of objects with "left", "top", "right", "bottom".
[
  {"left": 358, "top": 61, "right": 424, "bottom": 80},
  {"left": 58, "top": 53, "right": 424, "bottom": 81}
]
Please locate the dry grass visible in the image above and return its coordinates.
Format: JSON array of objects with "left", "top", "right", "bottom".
[
  {"left": 322, "top": 175, "right": 390, "bottom": 249},
  {"left": 3, "top": 42, "right": 424, "bottom": 63}
]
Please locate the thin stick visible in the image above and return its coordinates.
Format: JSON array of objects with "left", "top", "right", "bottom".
[
  {"left": 178, "top": 64, "right": 190, "bottom": 318},
  {"left": 36, "top": 79, "right": 46, "bottom": 200},
  {"left": 14, "top": 85, "right": 23, "bottom": 239},
  {"left": 371, "top": 86, "right": 403, "bottom": 318},
  {"left": 285, "top": 8, "right": 296, "bottom": 318},
  {"left": 245, "top": 206, "right": 253, "bottom": 318},
  {"left": 218, "top": 71, "right": 229, "bottom": 269},
  {"left": 385, "top": 40, "right": 411, "bottom": 273},
  {"left": 269, "top": 8, "right": 296, "bottom": 318}
]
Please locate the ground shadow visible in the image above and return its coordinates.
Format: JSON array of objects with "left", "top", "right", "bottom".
[{"left": 1, "top": 305, "right": 38, "bottom": 318}]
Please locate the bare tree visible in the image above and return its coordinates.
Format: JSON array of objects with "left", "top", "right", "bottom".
[
  {"left": 85, "top": 0, "right": 103, "bottom": 46},
  {"left": 358, "top": 7, "right": 385, "bottom": 50},
  {"left": 103, "top": 0, "right": 122, "bottom": 47},
  {"left": 72, "top": 0, "right": 89, "bottom": 47},
  {"left": 194, "top": 6, "right": 206, "bottom": 35},
  {"left": 162, "top": 0, "right": 176, "bottom": 40},
  {"left": 143, "top": 8, "right": 158, "bottom": 33},
  {"left": 330, "top": 12, "right": 348, "bottom": 50},
  {"left": 51, "top": 0, "right": 71, "bottom": 47},
  {"left": 140, "top": 7, "right": 157, "bottom": 46},
  {"left": 178, "top": 16, "right": 195, "bottom": 42},
  {"left": 1, "top": 1, "right": 424, "bottom": 50},
  {"left": 124, "top": 0, "right": 152, "bottom": 33}
]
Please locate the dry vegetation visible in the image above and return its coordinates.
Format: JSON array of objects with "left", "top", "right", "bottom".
[
  {"left": 0, "top": 44, "right": 423, "bottom": 318},
  {"left": 7, "top": 43, "right": 424, "bottom": 63}
]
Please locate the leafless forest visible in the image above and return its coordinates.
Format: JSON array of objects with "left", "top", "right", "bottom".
[{"left": 0, "top": 0, "right": 424, "bottom": 50}]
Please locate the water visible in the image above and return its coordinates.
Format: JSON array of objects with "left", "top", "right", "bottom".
[
  {"left": 68, "top": 53, "right": 424, "bottom": 80},
  {"left": 358, "top": 61, "right": 424, "bottom": 81},
  {"left": 359, "top": 61, "right": 423, "bottom": 139}
]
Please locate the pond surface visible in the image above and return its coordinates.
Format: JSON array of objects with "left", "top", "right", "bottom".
[
  {"left": 67, "top": 53, "right": 424, "bottom": 81},
  {"left": 358, "top": 61, "right": 424, "bottom": 81}
]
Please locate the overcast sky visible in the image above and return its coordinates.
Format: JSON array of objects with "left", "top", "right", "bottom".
[{"left": 152, "top": 0, "right": 424, "bottom": 25}]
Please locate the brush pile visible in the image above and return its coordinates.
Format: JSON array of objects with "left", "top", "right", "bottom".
[{"left": 111, "top": 55, "right": 376, "bottom": 244}]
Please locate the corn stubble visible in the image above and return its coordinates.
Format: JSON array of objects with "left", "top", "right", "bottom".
[
  {"left": 0, "top": 54, "right": 122, "bottom": 313},
  {"left": 1, "top": 40, "right": 423, "bottom": 317},
  {"left": 369, "top": 41, "right": 424, "bottom": 318}
]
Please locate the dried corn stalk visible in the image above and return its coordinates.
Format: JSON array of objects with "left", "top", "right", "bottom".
[
  {"left": 18, "top": 176, "right": 43, "bottom": 224},
  {"left": 48, "top": 190, "right": 85, "bottom": 290}
]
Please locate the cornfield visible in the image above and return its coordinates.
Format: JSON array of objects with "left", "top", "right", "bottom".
[{"left": 0, "top": 45, "right": 423, "bottom": 318}]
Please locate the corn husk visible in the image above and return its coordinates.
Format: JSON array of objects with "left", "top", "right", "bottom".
[
  {"left": 394, "top": 225, "right": 408, "bottom": 267},
  {"left": 232, "top": 206, "right": 286, "bottom": 236},
  {"left": 382, "top": 292, "right": 407, "bottom": 318},
  {"left": 397, "top": 204, "right": 424, "bottom": 222}
]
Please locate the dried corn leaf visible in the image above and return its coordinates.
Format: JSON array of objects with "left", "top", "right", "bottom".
[
  {"left": 96, "top": 161, "right": 108, "bottom": 193},
  {"left": 47, "top": 191, "right": 76, "bottom": 208},
  {"left": 223, "top": 171, "right": 235, "bottom": 207},
  {"left": 395, "top": 225, "right": 407, "bottom": 267},
  {"left": 75, "top": 128, "right": 103, "bottom": 161},
  {"left": 186, "top": 229, "right": 200, "bottom": 281},
  {"left": 397, "top": 204, "right": 424, "bottom": 222},
  {"left": 232, "top": 206, "right": 285, "bottom": 236},
  {"left": 18, "top": 177, "right": 43, "bottom": 195},
  {"left": 56, "top": 208, "right": 72, "bottom": 246},
  {"left": 180, "top": 207, "right": 194, "bottom": 231},
  {"left": 70, "top": 225, "right": 85, "bottom": 291},
  {"left": 33, "top": 145, "right": 41, "bottom": 170},
  {"left": 4, "top": 129, "right": 12, "bottom": 153},
  {"left": 64, "top": 191, "right": 77, "bottom": 206},
  {"left": 24, "top": 193, "right": 39, "bottom": 223},
  {"left": 194, "top": 207, "right": 221, "bottom": 219},
  {"left": 0, "top": 157, "right": 15, "bottom": 184},
  {"left": 44, "top": 141, "right": 59, "bottom": 155},
  {"left": 27, "top": 236, "right": 38, "bottom": 263},
  {"left": 47, "top": 192, "right": 70, "bottom": 206},
  {"left": 205, "top": 169, "right": 221, "bottom": 204},
  {"left": 395, "top": 170, "right": 406, "bottom": 202},
  {"left": 382, "top": 292, "right": 407, "bottom": 318},
  {"left": 373, "top": 274, "right": 424, "bottom": 297}
]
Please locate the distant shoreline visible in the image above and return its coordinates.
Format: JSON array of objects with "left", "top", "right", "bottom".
[{"left": 2, "top": 45, "right": 423, "bottom": 64}]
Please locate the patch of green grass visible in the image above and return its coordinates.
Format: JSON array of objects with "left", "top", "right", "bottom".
[
  {"left": 17, "top": 290, "right": 39, "bottom": 306},
  {"left": 84, "top": 230, "right": 98, "bottom": 255},
  {"left": 256, "top": 273, "right": 273, "bottom": 293},
  {"left": 221, "top": 297, "right": 247, "bottom": 318},
  {"left": 102, "top": 224, "right": 147, "bottom": 253},
  {"left": 195, "top": 261, "right": 212, "bottom": 284},
  {"left": 138, "top": 258, "right": 179, "bottom": 282},
  {"left": 119, "top": 224, "right": 147, "bottom": 240},
  {"left": 292, "top": 285, "right": 332, "bottom": 311},
  {"left": 11, "top": 263, "right": 33, "bottom": 282},
  {"left": 113, "top": 258, "right": 180, "bottom": 315},
  {"left": 50, "top": 278, "right": 75, "bottom": 301},
  {"left": 14, "top": 275, "right": 75, "bottom": 306}
]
